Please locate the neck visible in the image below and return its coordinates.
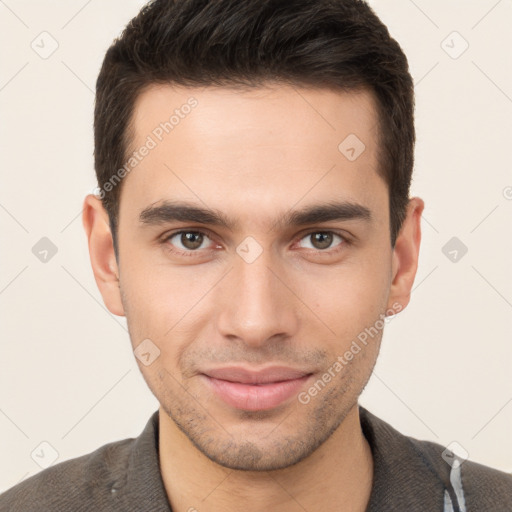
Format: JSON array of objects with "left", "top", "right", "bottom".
[{"left": 159, "top": 403, "right": 373, "bottom": 512}]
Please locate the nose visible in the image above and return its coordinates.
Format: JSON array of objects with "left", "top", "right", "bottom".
[{"left": 216, "top": 244, "right": 300, "bottom": 348}]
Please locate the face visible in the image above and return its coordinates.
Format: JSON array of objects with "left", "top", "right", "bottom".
[{"left": 85, "top": 83, "right": 422, "bottom": 471}]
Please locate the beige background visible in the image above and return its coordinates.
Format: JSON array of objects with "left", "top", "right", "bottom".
[{"left": 1, "top": 0, "right": 511, "bottom": 491}]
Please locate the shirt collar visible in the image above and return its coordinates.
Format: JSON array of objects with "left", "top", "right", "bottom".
[
  {"left": 113, "top": 407, "right": 450, "bottom": 511},
  {"left": 109, "top": 409, "right": 172, "bottom": 510},
  {"left": 360, "top": 406, "right": 450, "bottom": 511}
]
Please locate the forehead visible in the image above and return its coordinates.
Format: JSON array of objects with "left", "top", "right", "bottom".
[
  {"left": 129, "top": 83, "right": 379, "bottom": 155},
  {"left": 119, "top": 83, "right": 387, "bottom": 230}
]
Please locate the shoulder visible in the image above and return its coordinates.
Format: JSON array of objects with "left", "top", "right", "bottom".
[
  {"left": 410, "top": 436, "right": 512, "bottom": 509},
  {"left": 359, "top": 406, "right": 512, "bottom": 510},
  {"left": 0, "top": 436, "right": 135, "bottom": 511},
  {"left": 462, "top": 457, "right": 512, "bottom": 507}
]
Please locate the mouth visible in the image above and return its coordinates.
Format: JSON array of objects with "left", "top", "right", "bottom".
[{"left": 200, "top": 366, "right": 314, "bottom": 411}]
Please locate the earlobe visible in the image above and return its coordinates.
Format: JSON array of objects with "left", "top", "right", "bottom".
[
  {"left": 387, "top": 197, "right": 425, "bottom": 313},
  {"left": 82, "top": 194, "right": 125, "bottom": 317}
]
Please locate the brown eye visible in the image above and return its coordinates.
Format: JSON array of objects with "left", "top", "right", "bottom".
[
  {"left": 181, "top": 232, "right": 204, "bottom": 249},
  {"left": 297, "top": 231, "right": 345, "bottom": 251},
  {"left": 311, "top": 232, "right": 333, "bottom": 249},
  {"left": 167, "top": 231, "right": 210, "bottom": 251}
]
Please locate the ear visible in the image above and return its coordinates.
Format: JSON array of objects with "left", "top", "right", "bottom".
[
  {"left": 387, "top": 196, "right": 425, "bottom": 313},
  {"left": 82, "top": 194, "right": 125, "bottom": 317}
]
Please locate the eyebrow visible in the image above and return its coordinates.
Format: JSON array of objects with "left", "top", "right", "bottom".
[
  {"left": 273, "top": 201, "right": 372, "bottom": 231},
  {"left": 139, "top": 201, "right": 233, "bottom": 229},
  {"left": 138, "top": 200, "right": 372, "bottom": 231}
]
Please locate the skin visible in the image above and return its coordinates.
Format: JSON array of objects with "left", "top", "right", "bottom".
[{"left": 83, "top": 83, "right": 424, "bottom": 512}]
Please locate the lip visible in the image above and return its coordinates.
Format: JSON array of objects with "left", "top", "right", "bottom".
[{"left": 201, "top": 366, "right": 313, "bottom": 411}]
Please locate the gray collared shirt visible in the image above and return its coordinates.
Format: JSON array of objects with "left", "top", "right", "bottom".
[{"left": 1, "top": 407, "right": 511, "bottom": 511}]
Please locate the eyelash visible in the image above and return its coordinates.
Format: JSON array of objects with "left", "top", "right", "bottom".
[
  {"left": 161, "top": 229, "right": 351, "bottom": 258},
  {"left": 161, "top": 228, "right": 219, "bottom": 258}
]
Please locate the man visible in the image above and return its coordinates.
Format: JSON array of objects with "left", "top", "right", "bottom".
[{"left": 1, "top": 0, "right": 510, "bottom": 510}]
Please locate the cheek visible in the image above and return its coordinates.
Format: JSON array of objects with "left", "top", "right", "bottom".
[
  {"left": 121, "top": 255, "right": 195, "bottom": 323},
  {"left": 298, "top": 261, "right": 390, "bottom": 343},
  {"left": 119, "top": 267, "right": 176, "bottom": 355},
  {"left": 120, "top": 263, "right": 210, "bottom": 372}
]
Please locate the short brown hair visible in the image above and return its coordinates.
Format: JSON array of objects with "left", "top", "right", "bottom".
[{"left": 94, "top": 0, "right": 415, "bottom": 258}]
